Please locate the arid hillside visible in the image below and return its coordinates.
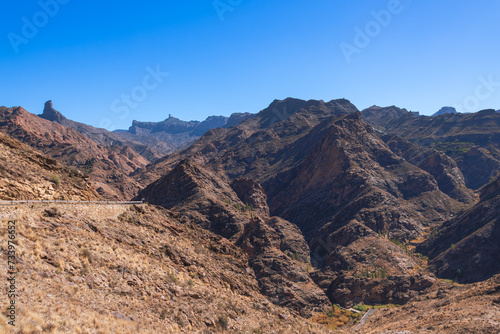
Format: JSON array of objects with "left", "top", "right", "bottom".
[
  {"left": 0, "top": 204, "right": 333, "bottom": 333},
  {"left": 0, "top": 132, "right": 98, "bottom": 201},
  {"left": 0, "top": 106, "right": 147, "bottom": 199}
]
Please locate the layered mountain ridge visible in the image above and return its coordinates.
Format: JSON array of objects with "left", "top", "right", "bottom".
[{"left": 1, "top": 97, "right": 499, "bottom": 332}]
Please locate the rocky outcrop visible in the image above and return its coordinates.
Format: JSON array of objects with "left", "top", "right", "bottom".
[
  {"left": 238, "top": 218, "right": 329, "bottom": 316},
  {"left": 116, "top": 113, "right": 253, "bottom": 156},
  {"left": 40, "top": 100, "right": 68, "bottom": 123},
  {"left": 230, "top": 178, "right": 270, "bottom": 216}
]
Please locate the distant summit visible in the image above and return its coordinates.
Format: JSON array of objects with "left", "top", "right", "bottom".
[{"left": 432, "top": 106, "right": 457, "bottom": 117}]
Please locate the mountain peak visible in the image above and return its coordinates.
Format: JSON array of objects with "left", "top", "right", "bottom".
[
  {"left": 432, "top": 106, "right": 457, "bottom": 117},
  {"left": 39, "top": 100, "right": 67, "bottom": 123}
]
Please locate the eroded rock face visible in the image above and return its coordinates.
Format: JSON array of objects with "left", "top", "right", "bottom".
[
  {"left": 231, "top": 178, "right": 270, "bottom": 216},
  {"left": 137, "top": 159, "right": 248, "bottom": 240},
  {"left": 238, "top": 218, "right": 329, "bottom": 317}
]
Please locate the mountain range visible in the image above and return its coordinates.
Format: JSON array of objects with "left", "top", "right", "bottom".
[{"left": 0, "top": 98, "right": 499, "bottom": 333}]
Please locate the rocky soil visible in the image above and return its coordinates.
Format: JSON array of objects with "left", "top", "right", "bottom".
[
  {"left": 0, "top": 204, "right": 333, "bottom": 333},
  {"left": 0, "top": 132, "right": 98, "bottom": 201}
]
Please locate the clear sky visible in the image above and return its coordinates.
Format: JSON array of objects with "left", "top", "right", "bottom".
[{"left": 1, "top": 0, "right": 499, "bottom": 130}]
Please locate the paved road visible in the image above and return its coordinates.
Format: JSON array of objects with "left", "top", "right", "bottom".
[{"left": 354, "top": 309, "right": 376, "bottom": 331}]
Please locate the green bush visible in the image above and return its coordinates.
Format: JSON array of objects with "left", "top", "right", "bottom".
[
  {"left": 50, "top": 174, "right": 61, "bottom": 187},
  {"left": 217, "top": 315, "right": 229, "bottom": 330},
  {"left": 353, "top": 304, "right": 369, "bottom": 312}
]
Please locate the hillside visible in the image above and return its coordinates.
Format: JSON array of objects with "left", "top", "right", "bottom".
[
  {"left": 417, "top": 177, "right": 500, "bottom": 283},
  {"left": 39, "top": 101, "right": 162, "bottom": 162},
  {"left": 362, "top": 106, "right": 500, "bottom": 190},
  {"left": 0, "top": 106, "right": 147, "bottom": 199},
  {"left": 0, "top": 203, "right": 334, "bottom": 333},
  {"left": 0, "top": 132, "right": 98, "bottom": 201}
]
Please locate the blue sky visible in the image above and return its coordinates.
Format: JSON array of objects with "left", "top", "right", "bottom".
[{"left": 1, "top": 0, "right": 499, "bottom": 130}]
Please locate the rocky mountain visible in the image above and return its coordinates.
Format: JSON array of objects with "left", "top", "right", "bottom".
[
  {"left": 417, "top": 177, "right": 500, "bottom": 283},
  {"left": 39, "top": 101, "right": 162, "bottom": 162},
  {"left": 432, "top": 106, "right": 458, "bottom": 117},
  {"left": 133, "top": 98, "right": 475, "bottom": 308},
  {"left": 134, "top": 98, "right": 359, "bottom": 186},
  {"left": 0, "top": 106, "right": 147, "bottom": 199},
  {"left": 2, "top": 96, "right": 500, "bottom": 333},
  {"left": 114, "top": 112, "right": 255, "bottom": 156},
  {"left": 136, "top": 159, "right": 330, "bottom": 316},
  {"left": 361, "top": 105, "right": 420, "bottom": 130},
  {"left": 0, "top": 132, "right": 98, "bottom": 201},
  {"left": 362, "top": 107, "right": 500, "bottom": 190}
]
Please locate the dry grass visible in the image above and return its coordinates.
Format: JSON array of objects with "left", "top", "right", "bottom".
[{"left": 0, "top": 204, "right": 332, "bottom": 333}]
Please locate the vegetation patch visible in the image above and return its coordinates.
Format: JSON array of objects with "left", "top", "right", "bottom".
[{"left": 311, "top": 305, "right": 362, "bottom": 330}]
